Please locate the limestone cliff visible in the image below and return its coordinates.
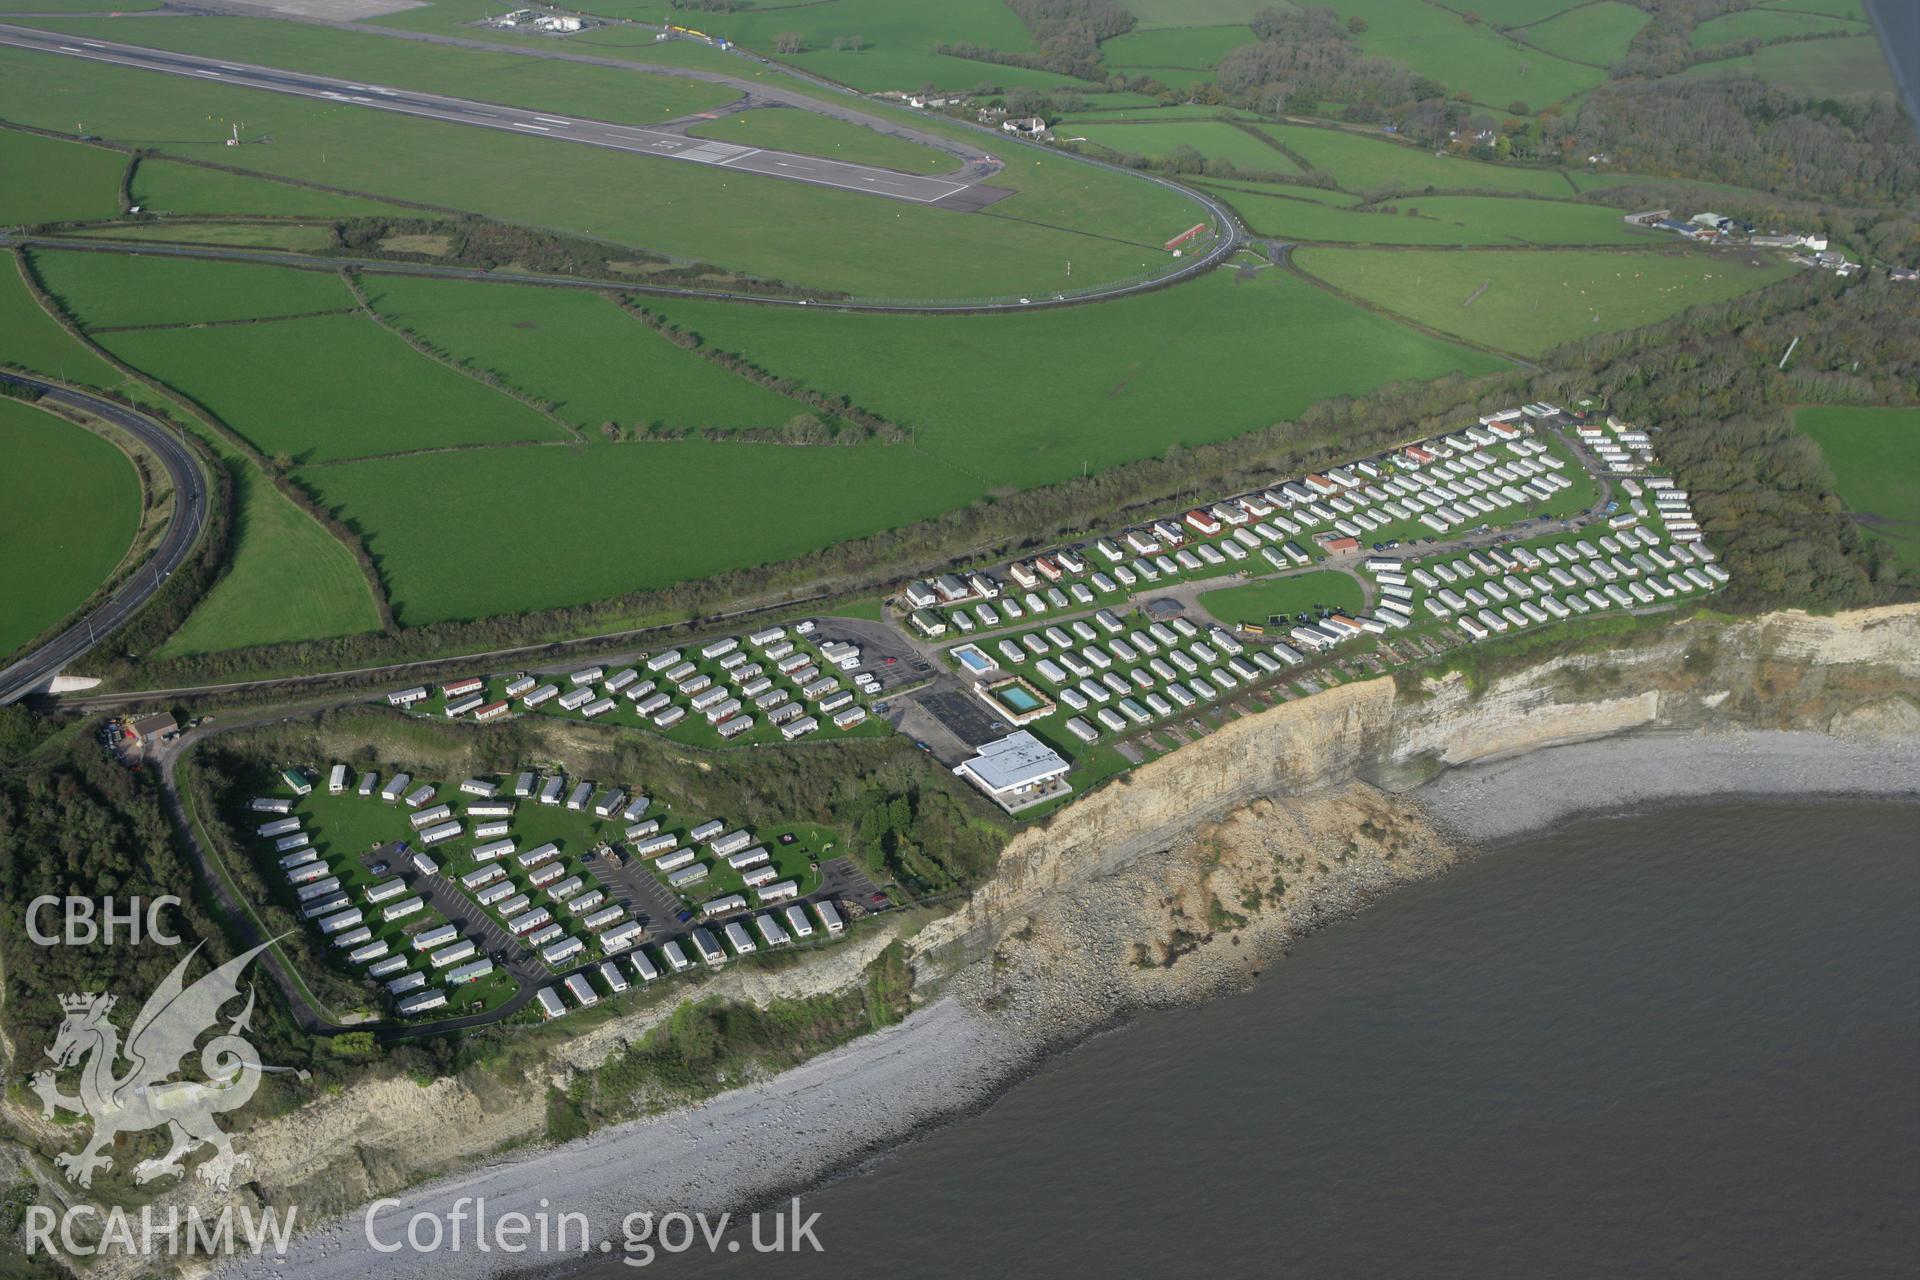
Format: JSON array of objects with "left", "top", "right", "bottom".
[
  {"left": 916, "top": 603, "right": 1920, "bottom": 969},
  {"left": 6, "top": 605, "right": 1913, "bottom": 1277}
]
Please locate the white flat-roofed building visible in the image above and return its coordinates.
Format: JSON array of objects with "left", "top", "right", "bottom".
[{"left": 952, "top": 730, "right": 1071, "bottom": 813}]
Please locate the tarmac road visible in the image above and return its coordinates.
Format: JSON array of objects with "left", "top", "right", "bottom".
[
  {"left": 0, "top": 23, "right": 997, "bottom": 205},
  {"left": 0, "top": 374, "right": 209, "bottom": 706}
]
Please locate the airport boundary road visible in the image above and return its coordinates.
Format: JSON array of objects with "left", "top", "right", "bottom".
[{"left": 0, "top": 373, "right": 208, "bottom": 706}]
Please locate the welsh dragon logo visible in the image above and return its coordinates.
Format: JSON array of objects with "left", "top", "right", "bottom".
[{"left": 30, "top": 939, "right": 284, "bottom": 1192}]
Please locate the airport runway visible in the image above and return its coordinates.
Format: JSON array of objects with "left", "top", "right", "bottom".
[
  {"left": 0, "top": 23, "right": 1004, "bottom": 206},
  {"left": 0, "top": 373, "right": 209, "bottom": 706}
]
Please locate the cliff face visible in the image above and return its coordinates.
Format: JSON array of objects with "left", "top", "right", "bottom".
[
  {"left": 917, "top": 604, "right": 1920, "bottom": 967},
  {"left": 8, "top": 606, "right": 1911, "bottom": 1276}
]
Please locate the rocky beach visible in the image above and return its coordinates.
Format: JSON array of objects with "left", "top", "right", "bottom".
[{"left": 188, "top": 602, "right": 1919, "bottom": 1280}]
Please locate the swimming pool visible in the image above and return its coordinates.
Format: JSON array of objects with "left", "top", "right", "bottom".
[
  {"left": 954, "top": 645, "right": 995, "bottom": 675},
  {"left": 996, "top": 685, "right": 1043, "bottom": 713}
]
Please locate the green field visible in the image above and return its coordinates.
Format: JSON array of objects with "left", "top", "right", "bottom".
[
  {"left": 1200, "top": 176, "right": 1366, "bottom": 206},
  {"left": 0, "top": 128, "right": 124, "bottom": 225},
  {"left": 0, "top": 398, "right": 139, "bottom": 658},
  {"left": 647, "top": 267, "right": 1505, "bottom": 493},
  {"left": 359, "top": 275, "right": 805, "bottom": 436},
  {"left": 1098, "top": 25, "right": 1257, "bottom": 87},
  {"left": 1294, "top": 245, "right": 1797, "bottom": 356},
  {"left": 34, "top": 250, "right": 352, "bottom": 329},
  {"left": 1447, "top": 0, "right": 1602, "bottom": 24},
  {"left": 1682, "top": 35, "right": 1894, "bottom": 95},
  {"left": 97, "top": 311, "right": 567, "bottom": 461},
  {"left": 1126, "top": 0, "right": 1274, "bottom": 28},
  {"left": 1206, "top": 188, "right": 1650, "bottom": 246},
  {"left": 1071, "top": 120, "right": 1301, "bottom": 173},
  {"left": 0, "top": 0, "right": 158, "bottom": 10},
  {"left": 71, "top": 221, "right": 340, "bottom": 252},
  {"left": 1519, "top": 2, "right": 1650, "bottom": 63},
  {"left": 1311, "top": 0, "right": 1609, "bottom": 107},
  {"left": 132, "top": 159, "right": 429, "bottom": 219},
  {"left": 297, "top": 441, "right": 982, "bottom": 625},
  {"left": 1794, "top": 405, "right": 1920, "bottom": 570},
  {"left": 26, "top": 16, "right": 740, "bottom": 123},
  {"left": 3, "top": 249, "right": 384, "bottom": 656},
  {"left": 1691, "top": 6, "right": 1866, "bottom": 46},
  {"left": 0, "top": 47, "right": 1204, "bottom": 300},
  {"left": 158, "top": 462, "right": 384, "bottom": 656},
  {"left": 1257, "top": 124, "right": 1572, "bottom": 197},
  {"left": 1755, "top": 0, "right": 1866, "bottom": 18},
  {"left": 0, "top": 254, "right": 128, "bottom": 393},
  {"left": 1290, "top": 243, "right": 1797, "bottom": 355},
  {"left": 595, "top": 0, "right": 1080, "bottom": 94},
  {"left": 686, "top": 108, "right": 954, "bottom": 174},
  {"left": 1197, "top": 571, "right": 1364, "bottom": 627}
]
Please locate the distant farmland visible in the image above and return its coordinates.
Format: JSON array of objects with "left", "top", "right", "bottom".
[
  {"left": 97, "top": 313, "right": 568, "bottom": 462},
  {"left": 1293, "top": 246, "right": 1798, "bottom": 356},
  {"left": 0, "top": 46, "right": 1206, "bottom": 301},
  {"left": 0, "top": 255, "right": 127, "bottom": 395},
  {"left": 34, "top": 251, "right": 354, "bottom": 330},
  {"left": 0, "top": 128, "right": 124, "bottom": 225},
  {"left": 0, "top": 400, "right": 140, "bottom": 658},
  {"left": 297, "top": 440, "right": 984, "bottom": 625},
  {"left": 360, "top": 277, "right": 805, "bottom": 437},
  {"left": 645, "top": 268, "right": 1505, "bottom": 493},
  {"left": 1795, "top": 405, "right": 1920, "bottom": 571},
  {"left": 131, "top": 159, "right": 426, "bottom": 219},
  {"left": 156, "top": 464, "right": 384, "bottom": 656},
  {"left": 84, "top": 262, "right": 1500, "bottom": 630},
  {"left": 1205, "top": 189, "right": 1650, "bottom": 247}
]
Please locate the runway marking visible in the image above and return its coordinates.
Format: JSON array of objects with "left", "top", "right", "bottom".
[{"left": 0, "top": 27, "right": 986, "bottom": 207}]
